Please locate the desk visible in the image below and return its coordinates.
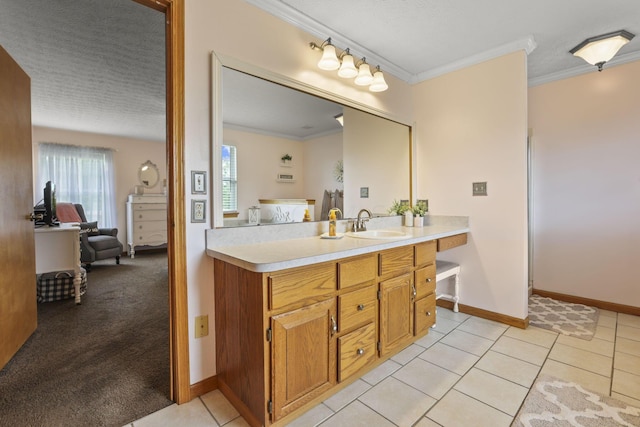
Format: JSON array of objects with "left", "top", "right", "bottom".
[{"left": 35, "top": 224, "right": 83, "bottom": 304}]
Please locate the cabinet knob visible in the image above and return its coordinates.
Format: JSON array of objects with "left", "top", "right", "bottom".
[
  {"left": 426, "top": 311, "right": 432, "bottom": 316},
  {"left": 357, "top": 304, "right": 365, "bottom": 311},
  {"left": 426, "top": 278, "right": 432, "bottom": 283},
  {"left": 357, "top": 348, "right": 364, "bottom": 356}
]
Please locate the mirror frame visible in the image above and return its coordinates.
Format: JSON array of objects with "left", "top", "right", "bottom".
[
  {"left": 138, "top": 160, "right": 160, "bottom": 188},
  {"left": 211, "top": 51, "right": 415, "bottom": 228}
]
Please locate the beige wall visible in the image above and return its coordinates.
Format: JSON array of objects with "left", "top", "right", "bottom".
[
  {"left": 529, "top": 60, "right": 640, "bottom": 307},
  {"left": 303, "top": 132, "right": 343, "bottom": 221},
  {"left": 412, "top": 51, "right": 529, "bottom": 320},
  {"left": 185, "top": 0, "right": 413, "bottom": 382},
  {"left": 31, "top": 126, "right": 166, "bottom": 250}
]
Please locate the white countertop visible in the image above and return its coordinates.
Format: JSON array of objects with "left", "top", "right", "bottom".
[{"left": 206, "top": 222, "right": 469, "bottom": 273}]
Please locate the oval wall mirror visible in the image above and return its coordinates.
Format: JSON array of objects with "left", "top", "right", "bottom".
[{"left": 138, "top": 160, "right": 159, "bottom": 188}]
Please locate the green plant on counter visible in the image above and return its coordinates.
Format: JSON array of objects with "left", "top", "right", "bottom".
[
  {"left": 412, "top": 200, "right": 428, "bottom": 216},
  {"left": 388, "top": 199, "right": 410, "bottom": 215}
]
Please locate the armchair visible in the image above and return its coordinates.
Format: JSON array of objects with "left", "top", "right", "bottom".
[{"left": 56, "top": 203, "right": 124, "bottom": 270}]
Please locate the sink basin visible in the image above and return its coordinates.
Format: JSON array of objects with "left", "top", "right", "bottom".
[{"left": 345, "top": 230, "right": 410, "bottom": 240}]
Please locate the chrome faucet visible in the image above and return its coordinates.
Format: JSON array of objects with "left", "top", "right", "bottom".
[{"left": 354, "top": 209, "right": 372, "bottom": 232}]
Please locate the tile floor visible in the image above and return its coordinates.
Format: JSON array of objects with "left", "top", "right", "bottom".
[{"left": 126, "top": 308, "right": 640, "bottom": 427}]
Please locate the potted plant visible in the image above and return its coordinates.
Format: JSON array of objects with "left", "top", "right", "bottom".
[
  {"left": 388, "top": 199, "right": 409, "bottom": 216},
  {"left": 412, "top": 200, "right": 428, "bottom": 227},
  {"left": 281, "top": 153, "right": 292, "bottom": 165}
]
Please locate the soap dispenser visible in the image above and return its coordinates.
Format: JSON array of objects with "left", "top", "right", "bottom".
[
  {"left": 303, "top": 209, "right": 312, "bottom": 222},
  {"left": 328, "top": 209, "right": 337, "bottom": 236}
]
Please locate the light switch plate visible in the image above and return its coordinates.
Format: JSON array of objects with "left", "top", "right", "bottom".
[
  {"left": 473, "top": 182, "right": 487, "bottom": 196},
  {"left": 195, "top": 315, "right": 209, "bottom": 338},
  {"left": 360, "top": 187, "right": 369, "bottom": 198}
]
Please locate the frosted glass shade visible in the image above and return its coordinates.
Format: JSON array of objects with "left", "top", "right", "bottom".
[
  {"left": 338, "top": 53, "right": 358, "bottom": 78},
  {"left": 318, "top": 44, "right": 340, "bottom": 70},
  {"left": 570, "top": 30, "right": 634, "bottom": 70},
  {"left": 369, "top": 69, "right": 388, "bottom": 92},
  {"left": 355, "top": 63, "right": 373, "bottom": 85}
]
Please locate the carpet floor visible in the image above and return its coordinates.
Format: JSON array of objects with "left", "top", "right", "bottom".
[{"left": 0, "top": 251, "right": 172, "bottom": 427}]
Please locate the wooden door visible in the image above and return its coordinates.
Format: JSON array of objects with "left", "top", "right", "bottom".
[
  {"left": 379, "top": 272, "right": 414, "bottom": 356},
  {"left": 0, "top": 45, "right": 37, "bottom": 369},
  {"left": 271, "top": 298, "right": 337, "bottom": 421}
]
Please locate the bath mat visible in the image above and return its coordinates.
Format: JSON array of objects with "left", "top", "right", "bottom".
[
  {"left": 512, "top": 374, "right": 640, "bottom": 427},
  {"left": 528, "top": 295, "right": 598, "bottom": 340}
]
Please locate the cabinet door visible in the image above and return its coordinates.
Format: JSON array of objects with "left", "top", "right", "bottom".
[
  {"left": 379, "top": 273, "right": 414, "bottom": 356},
  {"left": 271, "top": 298, "right": 337, "bottom": 421},
  {"left": 415, "top": 293, "right": 436, "bottom": 337}
]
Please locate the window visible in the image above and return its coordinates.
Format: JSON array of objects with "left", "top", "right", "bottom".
[
  {"left": 222, "top": 144, "right": 237, "bottom": 212},
  {"left": 38, "top": 143, "right": 117, "bottom": 227}
]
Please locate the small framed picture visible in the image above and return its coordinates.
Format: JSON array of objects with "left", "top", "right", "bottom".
[
  {"left": 191, "top": 199, "right": 206, "bottom": 223},
  {"left": 191, "top": 170, "right": 207, "bottom": 194}
]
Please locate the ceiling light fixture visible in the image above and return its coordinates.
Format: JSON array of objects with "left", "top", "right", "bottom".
[
  {"left": 334, "top": 114, "right": 344, "bottom": 126},
  {"left": 310, "top": 38, "right": 388, "bottom": 92},
  {"left": 570, "top": 30, "right": 635, "bottom": 72}
]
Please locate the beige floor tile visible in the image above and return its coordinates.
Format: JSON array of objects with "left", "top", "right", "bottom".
[
  {"left": 615, "top": 352, "right": 640, "bottom": 376},
  {"left": 414, "top": 329, "right": 444, "bottom": 349},
  {"left": 597, "top": 314, "right": 617, "bottom": 329},
  {"left": 323, "top": 379, "right": 370, "bottom": 412},
  {"left": 440, "top": 329, "right": 494, "bottom": 356},
  {"left": 612, "top": 369, "right": 640, "bottom": 400},
  {"left": 503, "top": 325, "right": 557, "bottom": 348},
  {"left": 618, "top": 313, "right": 640, "bottom": 329},
  {"left": 318, "top": 400, "right": 394, "bottom": 427},
  {"left": 435, "top": 307, "right": 471, "bottom": 322},
  {"left": 548, "top": 343, "right": 612, "bottom": 377},
  {"left": 556, "top": 334, "right": 614, "bottom": 357},
  {"left": 133, "top": 398, "right": 218, "bottom": 427},
  {"left": 617, "top": 337, "right": 640, "bottom": 355},
  {"left": 224, "top": 417, "right": 250, "bottom": 427},
  {"left": 430, "top": 317, "right": 462, "bottom": 334},
  {"left": 414, "top": 417, "right": 442, "bottom": 427},
  {"left": 475, "top": 350, "right": 540, "bottom": 387},
  {"left": 393, "top": 358, "right": 460, "bottom": 399},
  {"left": 539, "top": 359, "right": 610, "bottom": 395},
  {"left": 427, "top": 389, "right": 513, "bottom": 427},
  {"left": 359, "top": 377, "right": 436, "bottom": 427},
  {"left": 200, "top": 390, "right": 238, "bottom": 425},
  {"left": 599, "top": 309, "right": 617, "bottom": 318},
  {"left": 454, "top": 368, "right": 528, "bottom": 416},
  {"left": 418, "top": 342, "right": 479, "bottom": 375},
  {"left": 594, "top": 324, "right": 616, "bottom": 342},
  {"left": 360, "top": 358, "right": 402, "bottom": 385},
  {"left": 391, "top": 343, "right": 425, "bottom": 365},
  {"left": 285, "top": 403, "right": 333, "bottom": 427},
  {"left": 456, "top": 317, "right": 508, "bottom": 341},
  {"left": 611, "top": 392, "right": 640, "bottom": 408},
  {"left": 491, "top": 335, "right": 550, "bottom": 366},
  {"left": 618, "top": 324, "right": 640, "bottom": 342}
]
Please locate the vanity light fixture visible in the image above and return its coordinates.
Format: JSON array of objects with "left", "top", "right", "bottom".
[
  {"left": 310, "top": 38, "right": 388, "bottom": 92},
  {"left": 570, "top": 30, "right": 635, "bottom": 71}
]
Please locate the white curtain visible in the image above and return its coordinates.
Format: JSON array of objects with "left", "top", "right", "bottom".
[{"left": 38, "top": 143, "right": 117, "bottom": 227}]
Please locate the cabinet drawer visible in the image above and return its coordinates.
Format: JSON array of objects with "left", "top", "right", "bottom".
[
  {"left": 133, "top": 230, "right": 167, "bottom": 245},
  {"left": 437, "top": 233, "right": 467, "bottom": 252},
  {"left": 415, "top": 264, "right": 436, "bottom": 299},
  {"left": 415, "top": 240, "right": 436, "bottom": 267},
  {"left": 379, "top": 246, "right": 413, "bottom": 279},
  {"left": 338, "top": 322, "right": 376, "bottom": 382},
  {"left": 415, "top": 293, "right": 436, "bottom": 336},
  {"left": 269, "top": 263, "right": 336, "bottom": 310},
  {"left": 132, "top": 203, "right": 166, "bottom": 211},
  {"left": 134, "top": 220, "right": 166, "bottom": 233},
  {"left": 338, "top": 254, "right": 376, "bottom": 289},
  {"left": 338, "top": 286, "right": 377, "bottom": 332},
  {"left": 134, "top": 210, "right": 166, "bottom": 221}
]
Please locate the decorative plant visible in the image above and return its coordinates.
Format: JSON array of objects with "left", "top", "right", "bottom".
[
  {"left": 412, "top": 200, "right": 428, "bottom": 216},
  {"left": 281, "top": 153, "right": 292, "bottom": 162},
  {"left": 334, "top": 160, "right": 343, "bottom": 183},
  {"left": 388, "top": 199, "right": 410, "bottom": 216}
]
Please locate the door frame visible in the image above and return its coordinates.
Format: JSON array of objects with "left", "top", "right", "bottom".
[{"left": 133, "top": 0, "right": 189, "bottom": 403}]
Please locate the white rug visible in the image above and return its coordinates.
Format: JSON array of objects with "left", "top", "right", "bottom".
[
  {"left": 529, "top": 295, "right": 599, "bottom": 340},
  {"left": 513, "top": 375, "right": 640, "bottom": 427}
]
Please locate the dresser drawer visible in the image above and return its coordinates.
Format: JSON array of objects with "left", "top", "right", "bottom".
[
  {"left": 338, "top": 322, "right": 376, "bottom": 382},
  {"left": 379, "top": 246, "right": 413, "bottom": 279},
  {"left": 415, "top": 264, "right": 436, "bottom": 299},
  {"left": 414, "top": 293, "right": 436, "bottom": 336},
  {"left": 338, "top": 254, "right": 376, "bottom": 289},
  {"left": 415, "top": 240, "right": 436, "bottom": 267},
  {"left": 269, "top": 263, "right": 336, "bottom": 310},
  {"left": 338, "top": 285, "right": 377, "bottom": 332},
  {"left": 133, "top": 230, "right": 167, "bottom": 245},
  {"left": 133, "top": 210, "right": 166, "bottom": 221},
  {"left": 131, "top": 202, "right": 166, "bottom": 211},
  {"left": 134, "top": 220, "right": 166, "bottom": 233}
]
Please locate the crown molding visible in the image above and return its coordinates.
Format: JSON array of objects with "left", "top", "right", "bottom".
[
  {"left": 245, "top": 0, "right": 413, "bottom": 82},
  {"left": 410, "top": 35, "right": 537, "bottom": 84},
  {"left": 528, "top": 50, "right": 640, "bottom": 87}
]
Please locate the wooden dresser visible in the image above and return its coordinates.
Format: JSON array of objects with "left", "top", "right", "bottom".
[{"left": 126, "top": 194, "right": 167, "bottom": 258}]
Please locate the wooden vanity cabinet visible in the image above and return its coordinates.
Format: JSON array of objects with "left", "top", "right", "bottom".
[{"left": 414, "top": 241, "right": 437, "bottom": 336}]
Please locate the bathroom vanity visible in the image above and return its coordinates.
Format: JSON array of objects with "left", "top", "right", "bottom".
[{"left": 207, "top": 217, "right": 468, "bottom": 426}]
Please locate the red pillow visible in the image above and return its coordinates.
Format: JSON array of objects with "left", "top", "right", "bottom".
[{"left": 56, "top": 203, "right": 82, "bottom": 223}]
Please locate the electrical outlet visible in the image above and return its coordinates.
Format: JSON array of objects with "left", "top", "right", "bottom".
[
  {"left": 195, "top": 315, "right": 209, "bottom": 338},
  {"left": 473, "top": 182, "right": 487, "bottom": 196},
  {"left": 360, "top": 187, "right": 369, "bottom": 198}
]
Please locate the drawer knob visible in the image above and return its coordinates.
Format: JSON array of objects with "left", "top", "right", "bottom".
[
  {"left": 357, "top": 304, "right": 365, "bottom": 311},
  {"left": 426, "top": 311, "right": 432, "bottom": 316},
  {"left": 426, "top": 278, "right": 432, "bottom": 283},
  {"left": 357, "top": 348, "right": 364, "bottom": 356}
]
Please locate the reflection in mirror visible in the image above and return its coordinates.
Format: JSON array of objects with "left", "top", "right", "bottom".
[
  {"left": 211, "top": 53, "right": 411, "bottom": 228},
  {"left": 138, "top": 160, "right": 159, "bottom": 188}
]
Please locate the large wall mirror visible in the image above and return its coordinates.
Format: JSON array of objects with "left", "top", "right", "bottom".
[{"left": 211, "top": 52, "right": 412, "bottom": 228}]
